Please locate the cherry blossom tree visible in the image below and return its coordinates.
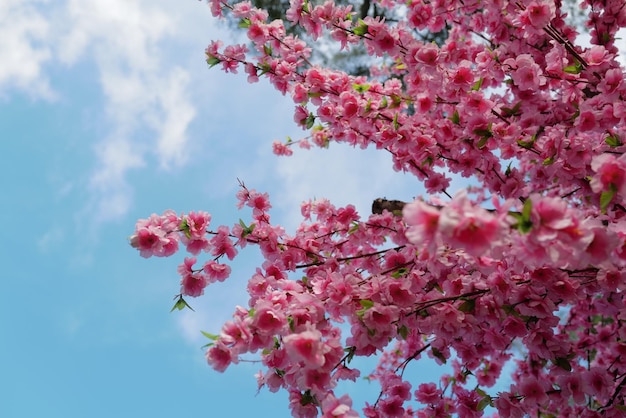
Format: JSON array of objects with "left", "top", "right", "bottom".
[{"left": 130, "top": 0, "right": 626, "bottom": 416}]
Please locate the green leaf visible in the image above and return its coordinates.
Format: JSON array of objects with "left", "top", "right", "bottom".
[
  {"left": 393, "top": 113, "right": 399, "bottom": 130},
  {"left": 239, "top": 219, "right": 255, "bottom": 238},
  {"left": 553, "top": 357, "right": 572, "bottom": 371},
  {"left": 501, "top": 101, "right": 522, "bottom": 117},
  {"left": 431, "top": 347, "right": 447, "bottom": 364},
  {"left": 542, "top": 156, "right": 554, "bottom": 165},
  {"left": 600, "top": 184, "right": 617, "bottom": 213},
  {"left": 353, "top": 83, "right": 371, "bottom": 93},
  {"left": 170, "top": 295, "right": 194, "bottom": 312},
  {"left": 505, "top": 162, "right": 512, "bottom": 177},
  {"left": 356, "top": 300, "right": 374, "bottom": 319},
  {"left": 305, "top": 113, "right": 316, "bottom": 129},
  {"left": 522, "top": 198, "right": 532, "bottom": 221},
  {"left": 563, "top": 63, "right": 582, "bottom": 74},
  {"left": 206, "top": 56, "right": 221, "bottom": 68},
  {"left": 476, "top": 135, "right": 489, "bottom": 149},
  {"left": 258, "top": 62, "right": 272, "bottom": 76},
  {"left": 300, "top": 390, "right": 315, "bottom": 406},
  {"left": 263, "top": 44, "right": 273, "bottom": 56},
  {"left": 471, "top": 77, "right": 483, "bottom": 91},
  {"left": 475, "top": 387, "right": 487, "bottom": 397},
  {"left": 449, "top": 109, "right": 460, "bottom": 125},
  {"left": 238, "top": 18, "right": 251, "bottom": 28},
  {"left": 516, "top": 198, "right": 533, "bottom": 233},
  {"left": 391, "top": 268, "right": 408, "bottom": 278},
  {"left": 390, "top": 94, "right": 403, "bottom": 108},
  {"left": 517, "top": 137, "right": 535, "bottom": 150},
  {"left": 359, "top": 299, "right": 374, "bottom": 309},
  {"left": 179, "top": 218, "right": 191, "bottom": 239},
  {"left": 201, "top": 331, "right": 219, "bottom": 340},
  {"left": 353, "top": 19, "right": 369, "bottom": 36},
  {"left": 200, "top": 330, "right": 218, "bottom": 348},
  {"left": 344, "top": 346, "right": 356, "bottom": 363},
  {"left": 288, "top": 316, "right": 295, "bottom": 332},
  {"left": 606, "top": 134, "right": 622, "bottom": 148},
  {"left": 473, "top": 127, "right": 492, "bottom": 139},
  {"left": 398, "top": 325, "right": 408, "bottom": 340},
  {"left": 476, "top": 396, "right": 492, "bottom": 411},
  {"left": 458, "top": 298, "right": 476, "bottom": 313}
]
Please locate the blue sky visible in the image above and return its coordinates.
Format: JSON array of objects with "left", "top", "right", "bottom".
[
  {"left": 0, "top": 1, "right": 446, "bottom": 416},
  {"left": 9, "top": 0, "right": 619, "bottom": 416},
  {"left": 9, "top": 0, "right": 604, "bottom": 418}
]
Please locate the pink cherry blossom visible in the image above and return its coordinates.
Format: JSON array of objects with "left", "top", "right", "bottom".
[
  {"left": 506, "top": 54, "right": 547, "bottom": 91},
  {"left": 320, "top": 394, "right": 359, "bottom": 418},
  {"left": 282, "top": 328, "right": 327, "bottom": 368},
  {"left": 133, "top": 0, "right": 626, "bottom": 416}
]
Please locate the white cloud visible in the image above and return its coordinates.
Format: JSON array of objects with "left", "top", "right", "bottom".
[
  {"left": 152, "top": 68, "right": 197, "bottom": 169},
  {"left": 0, "top": 0, "right": 54, "bottom": 99},
  {"left": 2, "top": 0, "right": 208, "bottom": 224},
  {"left": 56, "top": 0, "right": 203, "bottom": 222},
  {"left": 37, "top": 226, "right": 65, "bottom": 253}
]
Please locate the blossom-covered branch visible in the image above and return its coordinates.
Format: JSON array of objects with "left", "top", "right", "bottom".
[{"left": 131, "top": 0, "right": 626, "bottom": 416}]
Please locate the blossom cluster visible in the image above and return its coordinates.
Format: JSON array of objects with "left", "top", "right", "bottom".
[{"left": 132, "top": 0, "right": 626, "bottom": 416}]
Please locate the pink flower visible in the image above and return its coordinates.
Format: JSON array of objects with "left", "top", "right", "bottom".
[
  {"left": 577, "top": 110, "right": 597, "bottom": 131},
  {"left": 203, "top": 260, "right": 231, "bottom": 282},
  {"left": 582, "top": 367, "right": 611, "bottom": 399},
  {"left": 494, "top": 392, "right": 525, "bottom": 418},
  {"left": 206, "top": 342, "right": 235, "bottom": 372},
  {"left": 361, "top": 304, "right": 399, "bottom": 334},
  {"left": 557, "top": 373, "right": 586, "bottom": 405},
  {"left": 438, "top": 191, "right": 504, "bottom": 257},
  {"left": 415, "top": 382, "right": 441, "bottom": 405},
  {"left": 403, "top": 200, "right": 440, "bottom": 247},
  {"left": 518, "top": 376, "right": 548, "bottom": 406},
  {"left": 506, "top": 54, "right": 546, "bottom": 91},
  {"left": 414, "top": 43, "right": 439, "bottom": 65},
  {"left": 377, "top": 396, "right": 405, "bottom": 417},
  {"left": 130, "top": 212, "right": 180, "bottom": 257},
  {"left": 282, "top": 329, "right": 327, "bottom": 368},
  {"left": 523, "top": 1, "right": 554, "bottom": 28},
  {"left": 210, "top": 225, "right": 238, "bottom": 260},
  {"left": 251, "top": 301, "right": 285, "bottom": 335},
  {"left": 451, "top": 61, "right": 474, "bottom": 86},
  {"left": 299, "top": 368, "right": 331, "bottom": 392},
  {"left": 272, "top": 140, "right": 294, "bottom": 156},
  {"left": 179, "top": 258, "right": 208, "bottom": 296},
  {"left": 180, "top": 273, "right": 208, "bottom": 297},
  {"left": 321, "top": 394, "right": 359, "bottom": 418},
  {"left": 590, "top": 154, "right": 626, "bottom": 195}
]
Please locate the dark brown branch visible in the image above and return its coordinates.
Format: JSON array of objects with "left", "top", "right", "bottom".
[{"left": 372, "top": 198, "right": 407, "bottom": 214}]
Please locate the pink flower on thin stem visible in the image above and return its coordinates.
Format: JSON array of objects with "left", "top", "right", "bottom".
[
  {"left": 206, "top": 342, "right": 236, "bottom": 372},
  {"left": 590, "top": 154, "right": 626, "bottom": 195},
  {"left": 505, "top": 54, "right": 546, "bottom": 91},
  {"left": 403, "top": 200, "right": 440, "bottom": 248},
  {"left": 321, "top": 394, "right": 359, "bottom": 418},
  {"left": 283, "top": 328, "right": 328, "bottom": 368}
]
